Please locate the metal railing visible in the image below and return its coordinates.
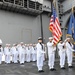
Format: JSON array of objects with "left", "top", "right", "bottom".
[{"left": 0, "top": 0, "right": 42, "bottom": 11}]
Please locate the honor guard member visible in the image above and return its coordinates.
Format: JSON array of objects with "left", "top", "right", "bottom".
[
  {"left": 65, "top": 38, "right": 74, "bottom": 68},
  {"left": 11, "top": 44, "right": 18, "bottom": 63},
  {"left": 29, "top": 44, "right": 33, "bottom": 61},
  {"left": 18, "top": 42, "right": 25, "bottom": 64},
  {"left": 57, "top": 40, "right": 66, "bottom": 69},
  {"left": 4, "top": 44, "right": 11, "bottom": 64},
  {"left": 26, "top": 44, "right": 31, "bottom": 62},
  {"left": 32, "top": 44, "right": 37, "bottom": 62},
  {"left": 0, "top": 39, "right": 3, "bottom": 64},
  {"left": 24, "top": 44, "right": 27, "bottom": 62},
  {"left": 47, "top": 37, "right": 56, "bottom": 71},
  {"left": 36, "top": 37, "right": 45, "bottom": 72}
]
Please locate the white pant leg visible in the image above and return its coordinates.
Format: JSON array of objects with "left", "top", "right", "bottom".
[
  {"left": 67, "top": 52, "right": 72, "bottom": 66},
  {"left": 51, "top": 53, "right": 55, "bottom": 68},
  {"left": 48, "top": 54, "right": 53, "bottom": 69},
  {"left": 5, "top": 55, "right": 7, "bottom": 63},
  {"left": 32, "top": 54, "right": 36, "bottom": 61},
  {"left": 5, "top": 54, "right": 10, "bottom": 63},
  {"left": 25, "top": 54, "right": 27, "bottom": 62},
  {"left": 37, "top": 55, "right": 43, "bottom": 71},
  {"left": 27, "top": 53, "right": 30, "bottom": 62},
  {"left": 2, "top": 54, "right": 5, "bottom": 62},
  {"left": 14, "top": 54, "right": 18, "bottom": 63},
  {"left": 8, "top": 54, "right": 10, "bottom": 63},
  {"left": 62, "top": 52, "right": 65, "bottom": 67},
  {"left": 19, "top": 54, "right": 21, "bottom": 64},
  {"left": 0, "top": 53, "right": 2, "bottom": 64},
  {"left": 21, "top": 54, "right": 25, "bottom": 63},
  {"left": 59, "top": 52, "right": 64, "bottom": 67}
]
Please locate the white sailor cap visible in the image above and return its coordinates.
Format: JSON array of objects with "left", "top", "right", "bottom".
[
  {"left": 49, "top": 37, "right": 53, "bottom": 40},
  {"left": 38, "top": 37, "right": 42, "bottom": 40},
  {"left": 66, "top": 38, "right": 70, "bottom": 40}
]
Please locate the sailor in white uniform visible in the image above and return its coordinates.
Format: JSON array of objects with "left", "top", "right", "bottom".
[
  {"left": 36, "top": 37, "right": 45, "bottom": 72},
  {"left": 47, "top": 37, "right": 56, "bottom": 71},
  {"left": 29, "top": 44, "right": 33, "bottom": 61},
  {"left": 65, "top": 38, "right": 74, "bottom": 68},
  {"left": 18, "top": 42, "right": 25, "bottom": 64},
  {"left": 24, "top": 44, "right": 27, "bottom": 62},
  {"left": 57, "top": 40, "right": 66, "bottom": 69},
  {"left": 11, "top": 44, "right": 18, "bottom": 63},
  {"left": 32, "top": 44, "right": 37, "bottom": 62},
  {"left": 4, "top": 44, "right": 11, "bottom": 64},
  {"left": 0, "top": 39, "right": 3, "bottom": 64},
  {"left": 26, "top": 44, "right": 31, "bottom": 62}
]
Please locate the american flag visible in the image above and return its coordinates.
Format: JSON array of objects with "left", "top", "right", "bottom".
[{"left": 49, "top": 5, "right": 62, "bottom": 44}]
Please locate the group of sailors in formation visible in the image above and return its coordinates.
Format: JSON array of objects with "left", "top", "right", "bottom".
[
  {"left": 0, "top": 42, "right": 37, "bottom": 64},
  {"left": 0, "top": 36, "right": 74, "bottom": 73}
]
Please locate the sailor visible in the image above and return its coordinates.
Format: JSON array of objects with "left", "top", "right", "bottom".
[
  {"left": 36, "top": 37, "right": 45, "bottom": 72},
  {"left": 24, "top": 44, "right": 27, "bottom": 62},
  {"left": 57, "top": 40, "right": 66, "bottom": 69},
  {"left": 18, "top": 42, "right": 25, "bottom": 64},
  {"left": 65, "top": 38, "right": 74, "bottom": 68},
  {"left": 29, "top": 44, "right": 33, "bottom": 61},
  {"left": 0, "top": 39, "right": 3, "bottom": 64},
  {"left": 32, "top": 44, "right": 37, "bottom": 62},
  {"left": 47, "top": 37, "right": 56, "bottom": 71},
  {"left": 26, "top": 44, "right": 31, "bottom": 62},
  {"left": 11, "top": 44, "right": 18, "bottom": 63},
  {"left": 4, "top": 44, "right": 11, "bottom": 64}
]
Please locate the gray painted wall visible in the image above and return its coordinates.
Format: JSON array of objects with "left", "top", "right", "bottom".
[{"left": 0, "top": 10, "right": 51, "bottom": 45}]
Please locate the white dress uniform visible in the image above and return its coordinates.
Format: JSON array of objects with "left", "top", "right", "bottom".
[
  {"left": 24, "top": 46, "right": 27, "bottom": 62},
  {"left": 25, "top": 46, "right": 28, "bottom": 62},
  {"left": 57, "top": 42, "right": 66, "bottom": 68},
  {"left": 29, "top": 46, "right": 33, "bottom": 61},
  {"left": 36, "top": 43, "right": 45, "bottom": 71},
  {"left": 11, "top": 46, "right": 18, "bottom": 63},
  {"left": 26, "top": 47, "right": 31, "bottom": 62},
  {"left": 0, "top": 47, "right": 3, "bottom": 64},
  {"left": 47, "top": 41, "right": 56, "bottom": 70},
  {"left": 18, "top": 45, "right": 25, "bottom": 64},
  {"left": 4, "top": 47, "right": 11, "bottom": 64},
  {"left": 32, "top": 46, "right": 36, "bottom": 61},
  {"left": 66, "top": 41, "right": 74, "bottom": 67}
]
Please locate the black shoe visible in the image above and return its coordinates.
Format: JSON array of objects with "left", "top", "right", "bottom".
[
  {"left": 50, "top": 68, "right": 56, "bottom": 71},
  {"left": 69, "top": 66, "right": 73, "bottom": 68},
  {"left": 41, "top": 70, "right": 44, "bottom": 72},
  {"left": 50, "top": 69, "right": 53, "bottom": 71},
  {"left": 52, "top": 68, "right": 56, "bottom": 71},
  {"left": 38, "top": 70, "right": 44, "bottom": 73},
  {"left": 61, "top": 67, "right": 65, "bottom": 69}
]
